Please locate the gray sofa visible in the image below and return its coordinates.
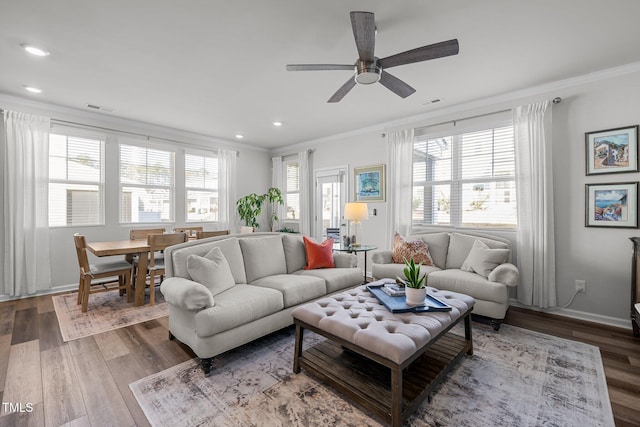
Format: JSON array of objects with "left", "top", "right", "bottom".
[
  {"left": 371, "top": 232, "right": 519, "bottom": 330},
  {"left": 160, "top": 232, "right": 363, "bottom": 374}
]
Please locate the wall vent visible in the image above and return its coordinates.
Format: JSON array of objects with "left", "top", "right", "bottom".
[{"left": 85, "top": 104, "right": 113, "bottom": 113}]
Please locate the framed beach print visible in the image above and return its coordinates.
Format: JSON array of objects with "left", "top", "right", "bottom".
[
  {"left": 585, "top": 182, "right": 638, "bottom": 228},
  {"left": 585, "top": 125, "right": 638, "bottom": 175},
  {"left": 354, "top": 164, "right": 386, "bottom": 202}
]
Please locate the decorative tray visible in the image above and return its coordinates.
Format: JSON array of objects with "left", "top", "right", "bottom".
[{"left": 366, "top": 283, "right": 453, "bottom": 313}]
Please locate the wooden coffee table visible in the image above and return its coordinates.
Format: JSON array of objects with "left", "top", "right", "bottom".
[{"left": 292, "top": 286, "right": 474, "bottom": 427}]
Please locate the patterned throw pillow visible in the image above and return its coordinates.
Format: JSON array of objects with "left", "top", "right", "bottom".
[{"left": 392, "top": 232, "right": 434, "bottom": 266}]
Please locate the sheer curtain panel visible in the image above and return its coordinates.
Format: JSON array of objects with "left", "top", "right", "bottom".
[
  {"left": 514, "top": 100, "right": 556, "bottom": 308},
  {"left": 386, "top": 129, "right": 414, "bottom": 249},
  {"left": 271, "top": 156, "right": 285, "bottom": 232},
  {"left": 297, "top": 150, "right": 310, "bottom": 236},
  {"left": 2, "top": 110, "right": 52, "bottom": 295},
  {"left": 218, "top": 149, "right": 237, "bottom": 234}
]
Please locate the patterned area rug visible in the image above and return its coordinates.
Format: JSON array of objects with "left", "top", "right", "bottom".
[
  {"left": 52, "top": 290, "right": 168, "bottom": 341},
  {"left": 130, "top": 323, "right": 614, "bottom": 427}
]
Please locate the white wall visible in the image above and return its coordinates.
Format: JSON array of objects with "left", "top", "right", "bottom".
[{"left": 279, "top": 68, "right": 640, "bottom": 328}]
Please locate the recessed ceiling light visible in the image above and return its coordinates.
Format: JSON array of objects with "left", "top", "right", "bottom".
[
  {"left": 272, "top": 121, "right": 283, "bottom": 127},
  {"left": 21, "top": 44, "right": 50, "bottom": 57},
  {"left": 23, "top": 85, "right": 42, "bottom": 94},
  {"left": 235, "top": 134, "right": 244, "bottom": 139}
]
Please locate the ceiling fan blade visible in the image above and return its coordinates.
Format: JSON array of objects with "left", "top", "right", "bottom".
[
  {"left": 286, "top": 64, "right": 354, "bottom": 71},
  {"left": 379, "top": 71, "right": 416, "bottom": 98},
  {"left": 328, "top": 77, "right": 357, "bottom": 103},
  {"left": 350, "top": 11, "right": 376, "bottom": 62},
  {"left": 379, "top": 39, "right": 459, "bottom": 69}
]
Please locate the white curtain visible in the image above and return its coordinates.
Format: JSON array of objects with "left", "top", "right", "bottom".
[
  {"left": 271, "top": 156, "right": 284, "bottom": 231},
  {"left": 297, "top": 150, "right": 311, "bottom": 236},
  {"left": 2, "top": 110, "right": 52, "bottom": 296},
  {"left": 218, "top": 148, "right": 237, "bottom": 233},
  {"left": 386, "top": 129, "right": 414, "bottom": 249},
  {"left": 514, "top": 100, "right": 556, "bottom": 308}
]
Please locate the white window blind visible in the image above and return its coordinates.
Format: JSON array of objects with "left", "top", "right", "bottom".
[
  {"left": 185, "top": 152, "right": 219, "bottom": 222},
  {"left": 48, "top": 133, "right": 104, "bottom": 226},
  {"left": 412, "top": 125, "right": 516, "bottom": 229},
  {"left": 285, "top": 160, "right": 300, "bottom": 220},
  {"left": 119, "top": 143, "right": 174, "bottom": 223}
]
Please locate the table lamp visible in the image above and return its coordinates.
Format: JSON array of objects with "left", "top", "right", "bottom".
[{"left": 344, "top": 202, "right": 369, "bottom": 247}]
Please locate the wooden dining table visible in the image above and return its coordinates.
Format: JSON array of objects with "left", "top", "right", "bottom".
[{"left": 86, "top": 239, "right": 150, "bottom": 307}]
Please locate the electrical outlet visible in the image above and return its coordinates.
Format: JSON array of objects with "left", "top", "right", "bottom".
[{"left": 575, "top": 280, "right": 586, "bottom": 293}]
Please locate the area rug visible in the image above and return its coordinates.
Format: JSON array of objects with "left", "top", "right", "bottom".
[
  {"left": 52, "top": 291, "right": 168, "bottom": 342},
  {"left": 130, "top": 323, "right": 614, "bottom": 427}
]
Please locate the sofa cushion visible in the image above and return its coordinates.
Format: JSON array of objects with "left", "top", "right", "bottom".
[
  {"left": 428, "top": 269, "right": 508, "bottom": 304},
  {"left": 413, "top": 232, "right": 450, "bottom": 269},
  {"left": 171, "top": 237, "right": 247, "bottom": 284},
  {"left": 446, "top": 233, "right": 509, "bottom": 270},
  {"left": 372, "top": 262, "right": 441, "bottom": 281},
  {"left": 293, "top": 268, "right": 363, "bottom": 293},
  {"left": 303, "top": 236, "right": 335, "bottom": 269},
  {"left": 461, "top": 240, "right": 510, "bottom": 278},
  {"left": 282, "top": 234, "right": 307, "bottom": 273},
  {"left": 187, "top": 247, "right": 236, "bottom": 296},
  {"left": 240, "top": 236, "right": 287, "bottom": 282},
  {"left": 250, "top": 274, "right": 327, "bottom": 308},
  {"left": 194, "top": 285, "right": 284, "bottom": 337},
  {"left": 392, "top": 232, "right": 434, "bottom": 266}
]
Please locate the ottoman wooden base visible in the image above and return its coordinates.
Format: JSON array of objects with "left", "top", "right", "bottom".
[{"left": 293, "top": 312, "right": 473, "bottom": 427}]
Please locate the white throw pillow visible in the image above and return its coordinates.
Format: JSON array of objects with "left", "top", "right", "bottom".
[
  {"left": 461, "top": 239, "right": 509, "bottom": 278},
  {"left": 187, "top": 247, "right": 236, "bottom": 296}
]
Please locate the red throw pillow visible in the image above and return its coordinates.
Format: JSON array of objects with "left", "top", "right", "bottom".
[{"left": 303, "top": 236, "right": 335, "bottom": 270}]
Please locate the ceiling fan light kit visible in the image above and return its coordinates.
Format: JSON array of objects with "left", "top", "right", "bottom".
[{"left": 287, "top": 11, "right": 459, "bottom": 103}]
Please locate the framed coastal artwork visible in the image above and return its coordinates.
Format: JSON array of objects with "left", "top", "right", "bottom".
[
  {"left": 354, "top": 164, "right": 386, "bottom": 202},
  {"left": 585, "top": 125, "right": 638, "bottom": 175},
  {"left": 585, "top": 182, "right": 638, "bottom": 228}
]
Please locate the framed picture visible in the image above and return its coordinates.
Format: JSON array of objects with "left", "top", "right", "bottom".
[
  {"left": 354, "top": 164, "right": 386, "bottom": 202},
  {"left": 585, "top": 182, "right": 638, "bottom": 228},
  {"left": 585, "top": 125, "right": 638, "bottom": 175}
]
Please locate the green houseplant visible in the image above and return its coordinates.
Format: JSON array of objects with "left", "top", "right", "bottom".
[
  {"left": 236, "top": 187, "right": 284, "bottom": 230},
  {"left": 400, "top": 257, "right": 427, "bottom": 306}
]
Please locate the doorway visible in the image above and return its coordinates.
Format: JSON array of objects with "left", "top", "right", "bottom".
[{"left": 314, "top": 167, "right": 347, "bottom": 241}]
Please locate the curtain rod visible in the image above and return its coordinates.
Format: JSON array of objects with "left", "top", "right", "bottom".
[
  {"left": 49, "top": 118, "right": 240, "bottom": 155},
  {"left": 382, "top": 97, "right": 561, "bottom": 137}
]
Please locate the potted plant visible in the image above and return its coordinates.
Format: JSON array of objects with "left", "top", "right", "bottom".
[
  {"left": 399, "top": 257, "right": 427, "bottom": 306},
  {"left": 236, "top": 187, "right": 284, "bottom": 231}
]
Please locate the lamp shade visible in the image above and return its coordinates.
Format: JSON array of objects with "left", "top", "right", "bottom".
[{"left": 344, "top": 202, "right": 369, "bottom": 221}]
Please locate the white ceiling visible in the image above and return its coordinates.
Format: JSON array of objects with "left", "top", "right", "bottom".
[{"left": 2, "top": 0, "right": 640, "bottom": 149}]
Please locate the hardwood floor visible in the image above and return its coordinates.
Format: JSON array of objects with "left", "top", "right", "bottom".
[{"left": 0, "top": 295, "right": 637, "bottom": 426}]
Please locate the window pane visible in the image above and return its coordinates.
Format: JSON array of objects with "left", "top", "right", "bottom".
[
  {"left": 286, "top": 193, "right": 299, "bottom": 220},
  {"left": 120, "top": 186, "right": 172, "bottom": 223},
  {"left": 461, "top": 181, "right": 517, "bottom": 228},
  {"left": 286, "top": 163, "right": 299, "bottom": 192},
  {"left": 187, "top": 190, "right": 218, "bottom": 222},
  {"left": 49, "top": 183, "right": 101, "bottom": 226},
  {"left": 412, "top": 184, "right": 450, "bottom": 225}
]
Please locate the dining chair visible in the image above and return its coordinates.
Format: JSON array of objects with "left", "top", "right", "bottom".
[
  {"left": 174, "top": 226, "right": 204, "bottom": 239},
  {"left": 195, "top": 230, "right": 231, "bottom": 239},
  {"left": 73, "top": 234, "right": 133, "bottom": 313},
  {"left": 146, "top": 233, "right": 189, "bottom": 305},
  {"left": 130, "top": 228, "right": 166, "bottom": 240}
]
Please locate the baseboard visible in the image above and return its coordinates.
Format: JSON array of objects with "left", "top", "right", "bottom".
[
  {"left": 0, "top": 283, "right": 77, "bottom": 302},
  {"left": 509, "top": 299, "right": 632, "bottom": 330}
]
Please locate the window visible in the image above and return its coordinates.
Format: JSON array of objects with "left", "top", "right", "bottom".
[
  {"left": 119, "top": 143, "right": 174, "bottom": 223},
  {"left": 412, "top": 125, "right": 516, "bottom": 229},
  {"left": 185, "top": 152, "right": 218, "bottom": 222},
  {"left": 284, "top": 159, "right": 300, "bottom": 220},
  {"left": 49, "top": 133, "right": 104, "bottom": 226}
]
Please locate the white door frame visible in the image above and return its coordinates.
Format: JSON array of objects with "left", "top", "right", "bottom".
[{"left": 313, "top": 166, "right": 349, "bottom": 240}]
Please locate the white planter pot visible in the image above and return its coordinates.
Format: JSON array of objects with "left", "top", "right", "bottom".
[{"left": 405, "top": 287, "right": 427, "bottom": 306}]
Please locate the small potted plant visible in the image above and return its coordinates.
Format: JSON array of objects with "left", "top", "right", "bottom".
[{"left": 399, "top": 257, "right": 427, "bottom": 306}]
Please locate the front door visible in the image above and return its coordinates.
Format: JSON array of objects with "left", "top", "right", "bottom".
[{"left": 314, "top": 167, "right": 347, "bottom": 241}]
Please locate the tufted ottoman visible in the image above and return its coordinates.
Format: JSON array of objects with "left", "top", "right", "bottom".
[{"left": 291, "top": 284, "right": 475, "bottom": 427}]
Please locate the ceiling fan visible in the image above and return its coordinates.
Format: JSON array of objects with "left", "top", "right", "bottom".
[{"left": 286, "top": 11, "right": 459, "bottom": 103}]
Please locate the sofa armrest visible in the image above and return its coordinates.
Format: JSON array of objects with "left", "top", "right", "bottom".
[
  {"left": 488, "top": 263, "right": 519, "bottom": 287},
  {"left": 333, "top": 252, "right": 358, "bottom": 268},
  {"left": 160, "top": 277, "right": 215, "bottom": 311},
  {"left": 371, "top": 250, "right": 393, "bottom": 264}
]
